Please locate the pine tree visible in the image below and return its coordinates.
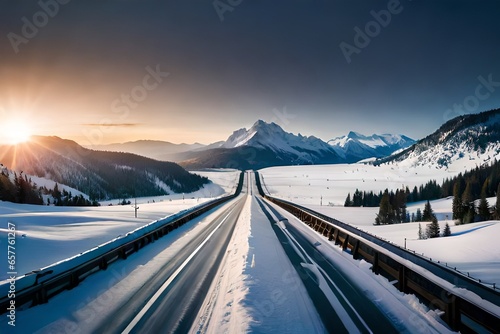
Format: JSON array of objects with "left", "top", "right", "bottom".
[
  {"left": 353, "top": 189, "right": 363, "bottom": 207},
  {"left": 426, "top": 216, "right": 440, "bottom": 238},
  {"left": 422, "top": 200, "right": 435, "bottom": 222},
  {"left": 394, "top": 188, "right": 407, "bottom": 224},
  {"left": 375, "top": 190, "right": 393, "bottom": 225},
  {"left": 416, "top": 208, "right": 422, "bottom": 222},
  {"left": 418, "top": 223, "right": 425, "bottom": 240},
  {"left": 53, "top": 183, "right": 62, "bottom": 206},
  {"left": 478, "top": 180, "right": 490, "bottom": 221},
  {"left": 443, "top": 222, "right": 451, "bottom": 237},
  {"left": 452, "top": 181, "right": 463, "bottom": 221},
  {"left": 344, "top": 193, "right": 352, "bottom": 207},
  {"left": 461, "top": 180, "right": 474, "bottom": 224}
]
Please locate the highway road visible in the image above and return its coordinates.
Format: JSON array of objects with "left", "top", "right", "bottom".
[
  {"left": 256, "top": 197, "right": 398, "bottom": 333},
  {"left": 96, "top": 171, "right": 435, "bottom": 333},
  {"left": 249, "top": 172, "right": 399, "bottom": 334},
  {"left": 97, "top": 176, "right": 248, "bottom": 333}
]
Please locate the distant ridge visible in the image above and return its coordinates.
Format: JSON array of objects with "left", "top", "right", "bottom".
[
  {"left": 0, "top": 136, "right": 209, "bottom": 200},
  {"left": 375, "top": 108, "right": 500, "bottom": 168},
  {"left": 88, "top": 140, "right": 206, "bottom": 162},
  {"left": 328, "top": 132, "right": 415, "bottom": 163}
]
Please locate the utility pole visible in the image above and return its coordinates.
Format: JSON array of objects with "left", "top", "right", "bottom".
[
  {"left": 320, "top": 195, "right": 323, "bottom": 206},
  {"left": 133, "top": 198, "right": 139, "bottom": 218}
]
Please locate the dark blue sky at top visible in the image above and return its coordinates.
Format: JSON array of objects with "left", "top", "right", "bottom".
[{"left": 1, "top": 0, "right": 500, "bottom": 144}]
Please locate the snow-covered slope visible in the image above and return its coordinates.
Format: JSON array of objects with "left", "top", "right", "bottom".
[
  {"left": 328, "top": 131, "right": 415, "bottom": 163},
  {"left": 377, "top": 108, "right": 500, "bottom": 169},
  {"left": 0, "top": 136, "right": 210, "bottom": 200}
]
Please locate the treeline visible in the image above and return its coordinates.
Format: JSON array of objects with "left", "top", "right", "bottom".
[
  {"left": 48, "top": 183, "right": 99, "bottom": 206},
  {"left": 373, "top": 189, "right": 408, "bottom": 225},
  {"left": 452, "top": 175, "right": 500, "bottom": 224},
  {"left": 0, "top": 171, "right": 43, "bottom": 205},
  {"left": 345, "top": 158, "right": 500, "bottom": 225},
  {"left": 344, "top": 179, "right": 444, "bottom": 208},
  {"left": 0, "top": 169, "right": 98, "bottom": 206}
]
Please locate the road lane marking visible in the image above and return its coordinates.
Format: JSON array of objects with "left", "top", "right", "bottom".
[
  {"left": 276, "top": 210, "right": 373, "bottom": 334},
  {"left": 122, "top": 210, "right": 233, "bottom": 334}
]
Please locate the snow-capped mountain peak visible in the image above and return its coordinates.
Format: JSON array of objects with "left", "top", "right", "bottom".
[
  {"left": 327, "top": 132, "right": 415, "bottom": 162},
  {"left": 222, "top": 120, "right": 333, "bottom": 153},
  {"left": 199, "top": 120, "right": 341, "bottom": 168}
]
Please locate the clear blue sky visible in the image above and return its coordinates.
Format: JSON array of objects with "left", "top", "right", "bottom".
[{"left": 1, "top": 0, "right": 500, "bottom": 146}]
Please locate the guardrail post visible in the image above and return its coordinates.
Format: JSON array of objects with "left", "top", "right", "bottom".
[
  {"left": 372, "top": 252, "right": 379, "bottom": 275},
  {"left": 352, "top": 239, "right": 360, "bottom": 259},
  {"left": 99, "top": 257, "right": 108, "bottom": 270},
  {"left": 34, "top": 285, "right": 48, "bottom": 305},
  {"left": 328, "top": 227, "right": 334, "bottom": 241},
  {"left": 120, "top": 248, "right": 127, "bottom": 260},
  {"left": 69, "top": 272, "right": 79, "bottom": 289},
  {"left": 444, "top": 294, "right": 460, "bottom": 331},
  {"left": 333, "top": 229, "right": 340, "bottom": 245},
  {"left": 398, "top": 265, "right": 407, "bottom": 293},
  {"left": 313, "top": 219, "right": 320, "bottom": 231},
  {"left": 342, "top": 235, "right": 349, "bottom": 251}
]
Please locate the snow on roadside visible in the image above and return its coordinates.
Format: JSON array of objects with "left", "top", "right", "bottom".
[
  {"left": 0, "top": 169, "right": 240, "bottom": 280},
  {"left": 0, "top": 198, "right": 210, "bottom": 281},
  {"left": 0, "top": 199, "right": 241, "bottom": 334},
  {"left": 192, "top": 195, "right": 326, "bottom": 334}
]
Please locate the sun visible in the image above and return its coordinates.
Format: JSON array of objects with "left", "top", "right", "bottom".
[{"left": 0, "top": 119, "right": 32, "bottom": 145}]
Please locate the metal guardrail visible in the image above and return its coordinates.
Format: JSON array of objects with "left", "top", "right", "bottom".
[
  {"left": 254, "top": 171, "right": 500, "bottom": 333},
  {"left": 0, "top": 172, "right": 244, "bottom": 314}
]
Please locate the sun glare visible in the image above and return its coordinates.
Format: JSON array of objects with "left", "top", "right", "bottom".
[{"left": 0, "top": 120, "right": 32, "bottom": 145}]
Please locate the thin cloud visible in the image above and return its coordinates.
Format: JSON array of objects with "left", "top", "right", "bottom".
[{"left": 82, "top": 123, "right": 140, "bottom": 127}]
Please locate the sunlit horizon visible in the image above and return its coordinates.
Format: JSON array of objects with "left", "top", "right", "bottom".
[{"left": 0, "top": 118, "right": 33, "bottom": 145}]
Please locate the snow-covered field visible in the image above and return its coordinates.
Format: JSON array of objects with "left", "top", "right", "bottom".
[
  {"left": 260, "top": 164, "right": 500, "bottom": 286},
  {"left": 259, "top": 163, "right": 464, "bottom": 207},
  {"left": 0, "top": 169, "right": 240, "bottom": 280}
]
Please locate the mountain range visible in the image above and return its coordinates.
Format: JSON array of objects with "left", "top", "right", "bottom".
[
  {"left": 327, "top": 132, "right": 415, "bottom": 163},
  {"left": 89, "top": 140, "right": 210, "bottom": 162},
  {"left": 0, "top": 136, "right": 209, "bottom": 200},
  {"left": 376, "top": 108, "right": 500, "bottom": 168},
  {"left": 90, "top": 121, "right": 415, "bottom": 169},
  {"left": 179, "top": 120, "right": 346, "bottom": 169}
]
